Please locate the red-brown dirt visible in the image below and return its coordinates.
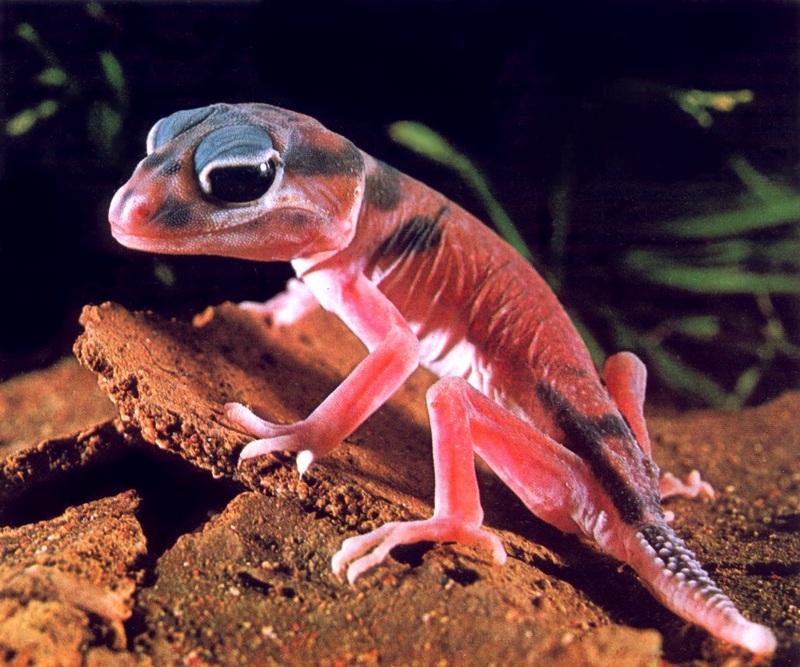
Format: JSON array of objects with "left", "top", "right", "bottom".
[{"left": 0, "top": 302, "right": 796, "bottom": 666}]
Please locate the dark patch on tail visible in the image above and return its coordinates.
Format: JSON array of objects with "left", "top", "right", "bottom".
[
  {"left": 364, "top": 161, "right": 403, "bottom": 210},
  {"left": 283, "top": 141, "right": 363, "bottom": 177},
  {"left": 377, "top": 206, "right": 448, "bottom": 260},
  {"left": 537, "top": 382, "right": 645, "bottom": 524}
]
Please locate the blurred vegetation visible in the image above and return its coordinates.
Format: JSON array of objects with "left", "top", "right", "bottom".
[
  {"left": 5, "top": 1, "right": 128, "bottom": 163},
  {"left": 3, "top": 2, "right": 796, "bottom": 407},
  {"left": 391, "top": 88, "right": 799, "bottom": 409}
]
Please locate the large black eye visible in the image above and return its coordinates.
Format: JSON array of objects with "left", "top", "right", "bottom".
[
  {"left": 194, "top": 124, "right": 279, "bottom": 205},
  {"left": 206, "top": 162, "right": 276, "bottom": 203}
]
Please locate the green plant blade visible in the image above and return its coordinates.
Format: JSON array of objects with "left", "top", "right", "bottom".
[
  {"left": 730, "top": 157, "right": 793, "bottom": 202},
  {"left": 37, "top": 67, "right": 67, "bottom": 87},
  {"left": 6, "top": 109, "right": 38, "bottom": 136},
  {"left": 608, "top": 316, "right": 735, "bottom": 409},
  {"left": 99, "top": 51, "right": 127, "bottom": 104},
  {"left": 644, "top": 197, "right": 800, "bottom": 238},
  {"left": 625, "top": 260, "right": 800, "bottom": 294},
  {"left": 389, "top": 121, "right": 464, "bottom": 168},
  {"left": 669, "top": 315, "right": 721, "bottom": 340}
]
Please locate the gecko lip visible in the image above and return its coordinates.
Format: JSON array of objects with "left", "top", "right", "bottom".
[
  {"left": 110, "top": 224, "right": 220, "bottom": 248},
  {"left": 109, "top": 227, "right": 191, "bottom": 252}
]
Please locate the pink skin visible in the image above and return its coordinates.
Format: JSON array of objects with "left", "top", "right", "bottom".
[{"left": 109, "top": 103, "right": 777, "bottom": 655}]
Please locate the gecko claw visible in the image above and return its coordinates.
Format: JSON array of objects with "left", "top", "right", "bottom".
[{"left": 296, "top": 450, "right": 314, "bottom": 476}]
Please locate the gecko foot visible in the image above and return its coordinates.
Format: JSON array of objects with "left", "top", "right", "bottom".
[
  {"left": 660, "top": 469, "right": 715, "bottom": 501},
  {"left": 225, "top": 402, "right": 291, "bottom": 437},
  {"left": 331, "top": 518, "right": 507, "bottom": 584},
  {"left": 226, "top": 402, "right": 315, "bottom": 475},
  {"left": 237, "top": 436, "right": 315, "bottom": 476}
]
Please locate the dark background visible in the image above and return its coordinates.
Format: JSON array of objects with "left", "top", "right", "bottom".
[{"left": 1, "top": 0, "right": 798, "bottom": 406}]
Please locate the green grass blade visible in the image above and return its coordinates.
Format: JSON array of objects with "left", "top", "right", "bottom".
[
  {"left": 730, "top": 157, "right": 793, "bottom": 202},
  {"left": 37, "top": 67, "right": 67, "bottom": 87},
  {"left": 99, "top": 51, "right": 127, "bottom": 105},
  {"left": 645, "top": 196, "right": 800, "bottom": 238},
  {"left": 609, "top": 316, "right": 735, "bottom": 409},
  {"left": 668, "top": 315, "right": 721, "bottom": 340},
  {"left": 625, "top": 260, "right": 800, "bottom": 294}
]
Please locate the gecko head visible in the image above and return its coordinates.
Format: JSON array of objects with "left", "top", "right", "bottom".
[{"left": 109, "top": 103, "right": 365, "bottom": 262}]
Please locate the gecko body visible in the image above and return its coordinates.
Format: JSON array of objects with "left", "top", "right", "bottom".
[{"left": 109, "top": 103, "right": 776, "bottom": 655}]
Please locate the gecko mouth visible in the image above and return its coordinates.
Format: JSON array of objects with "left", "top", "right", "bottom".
[
  {"left": 110, "top": 227, "right": 194, "bottom": 253},
  {"left": 109, "top": 224, "right": 233, "bottom": 254}
]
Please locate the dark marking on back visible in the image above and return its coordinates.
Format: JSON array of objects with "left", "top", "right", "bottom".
[
  {"left": 364, "top": 161, "right": 403, "bottom": 210},
  {"left": 377, "top": 206, "right": 448, "bottom": 259},
  {"left": 536, "top": 382, "right": 645, "bottom": 524},
  {"left": 159, "top": 198, "right": 193, "bottom": 228},
  {"left": 283, "top": 141, "right": 363, "bottom": 177}
]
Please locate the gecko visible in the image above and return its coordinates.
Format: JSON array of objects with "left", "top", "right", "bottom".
[{"left": 108, "top": 102, "right": 777, "bottom": 655}]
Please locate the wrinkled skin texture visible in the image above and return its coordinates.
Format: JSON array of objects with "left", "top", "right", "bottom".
[{"left": 109, "top": 103, "right": 776, "bottom": 655}]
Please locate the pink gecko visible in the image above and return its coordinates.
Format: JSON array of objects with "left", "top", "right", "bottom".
[{"left": 109, "top": 103, "right": 777, "bottom": 655}]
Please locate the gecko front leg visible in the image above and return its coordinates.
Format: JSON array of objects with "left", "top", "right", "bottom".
[{"left": 228, "top": 271, "right": 420, "bottom": 475}]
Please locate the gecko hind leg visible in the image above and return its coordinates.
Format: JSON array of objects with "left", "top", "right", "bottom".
[
  {"left": 332, "top": 377, "right": 591, "bottom": 583},
  {"left": 603, "top": 352, "right": 715, "bottom": 502}
]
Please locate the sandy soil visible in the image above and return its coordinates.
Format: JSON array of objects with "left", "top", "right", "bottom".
[{"left": 0, "top": 301, "right": 796, "bottom": 666}]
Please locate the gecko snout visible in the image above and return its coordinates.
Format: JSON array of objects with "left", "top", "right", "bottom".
[{"left": 109, "top": 188, "right": 154, "bottom": 237}]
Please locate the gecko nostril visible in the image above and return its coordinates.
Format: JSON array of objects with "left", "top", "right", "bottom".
[
  {"left": 110, "top": 191, "right": 155, "bottom": 233},
  {"left": 124, "top": 196, "right": 153, "bottom": 226}
]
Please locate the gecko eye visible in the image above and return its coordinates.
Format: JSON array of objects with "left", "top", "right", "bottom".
[
  {"left": 194, "top": 124, "right": 279, "bottom": 205},
  {"left": 206, "top": 162, "right": 276, "bottom": 203}
]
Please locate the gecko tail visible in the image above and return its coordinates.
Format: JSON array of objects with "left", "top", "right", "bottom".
[{"left": 627, "top": 523, "right": 777, "bottom": 655}]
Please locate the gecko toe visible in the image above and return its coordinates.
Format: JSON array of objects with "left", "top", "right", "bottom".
[{"left": 238, "top": 435, "right": 299, "bottom": 462}]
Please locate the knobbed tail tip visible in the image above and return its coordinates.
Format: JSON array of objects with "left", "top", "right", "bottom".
[
  {"left": 632, "top": 523, "right": 777, "bottom": 655},
  {"left": 732, "top": 620, "right": 777, "bottom": 656}
]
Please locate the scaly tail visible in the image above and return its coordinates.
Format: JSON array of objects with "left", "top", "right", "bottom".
[{"left": 624, "top": 522, "right": 776, "bottom": 654}]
